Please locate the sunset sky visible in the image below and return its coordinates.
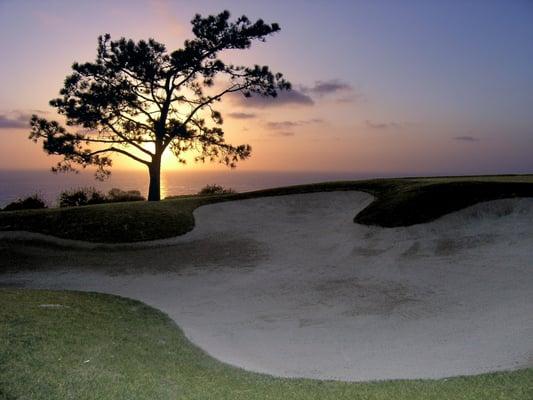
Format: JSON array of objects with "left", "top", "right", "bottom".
[{"left": 1, "top": 0, "right": 532, "bottom": 176}]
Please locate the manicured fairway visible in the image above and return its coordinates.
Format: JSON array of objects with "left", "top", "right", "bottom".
[
  {"left": 2, "top": 175, "right": 532, "bottom": 399},
  {"left": 1, "top": 289, "right": 532, "bottom": 400},
  {"left": 1, "top": 175, "right": 533, "bottom": 243}
]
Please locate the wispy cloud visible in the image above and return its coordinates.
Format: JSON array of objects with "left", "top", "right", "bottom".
[
  {"left": 227, "top": 112, "right": 257, "bottom": 119},
  {"left": 265, "top": 118, "right": 323, "bottom": 136},
  {"left": 272, "top": 131, "right": 295, "bottom": 137},
  {"left": 365, "top": 120, "right": 402, "bottom": 130},
  {"left": 302, "top": 80, "right": 353, "bottom": 97},
  {"left": 265, "top": 121, "right": 299, "bottom": 130},
  {"left": 265, "top": 119, "right": 322, "bottom": 130},
  {"left": 0, "top": 113, "right": 31, "bottom": 129},
  {"left": 453, "top": 135, "right": 479, "bottom": 142},
  {"left": 230, "top": 89, "right": 314, "bottom": 108},
  {"left": 229, "top": 79, "right": 361, "bottom": 108}
]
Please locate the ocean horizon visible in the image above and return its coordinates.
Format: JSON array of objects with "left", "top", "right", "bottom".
[{"left": 0, "top": 169, "right": 411, "bottom": 207}]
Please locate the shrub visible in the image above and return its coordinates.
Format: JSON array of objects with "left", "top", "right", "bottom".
[
  {"left": 58, "top": 187, "right": 105, "bottom": 208},
  {"left": 58, "top": 187, "right": 145, "bottom": 207},
  {"left": 106, "top": 188, "right": 145, "bottom": 202},
  {"left": 197, "top": 184, "right": 237, "bottom": 196},
  {"left": 3, "top": 194, "right": 47, "bottom": 211}
]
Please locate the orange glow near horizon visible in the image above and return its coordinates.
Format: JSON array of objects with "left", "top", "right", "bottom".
[{"left": 0, "top": 2, "right": 532, "bottom": 177}]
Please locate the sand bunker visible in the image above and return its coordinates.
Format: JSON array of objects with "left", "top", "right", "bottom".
[{"left": 1, "top": 191, "right": 532, "bottom": 381}]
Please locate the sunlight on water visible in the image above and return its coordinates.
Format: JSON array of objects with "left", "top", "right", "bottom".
[
  {"left": 160, "top": 174, "right": 170, "bottom": 200},
  {"left": 0, "top": 169, "right": 396, "bottom": 207}
]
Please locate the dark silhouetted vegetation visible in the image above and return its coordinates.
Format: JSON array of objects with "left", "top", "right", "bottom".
[
  {"left": 106, "top": 188, "right": 145, "bottom": 203},
  {"left": 0, "top": 175, "right": 532, "bottom": 243},
  {"left": 58, "top": 187, "right": 106, "bottom": 207},
  {"left": 197, "top": 184, "right": 236, "bottom": 195},
  {"left": 58, "top": 187, "right": 145, "bottom": 208},
  {"left": 2, "top": 194, "right": 47, "bottom": 211},
  {"left": 28, "top": 11, "right": 290, "bottom": 201}
]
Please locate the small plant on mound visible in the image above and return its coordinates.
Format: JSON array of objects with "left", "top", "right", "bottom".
[
  {"left": 58, "top": 187, "right": 106, "bottom": 207},
  {"left": 2, "top": 194, "right": 47, "bottom": 211},
  {"left": 59, "top": 187, "right": 145, "bottom": 207},
  {"left": 197, "top": 184, "right": 237, "bottom": 196},
  {"left": 106, "top": 188, "right": 145, "bottom": 202}
]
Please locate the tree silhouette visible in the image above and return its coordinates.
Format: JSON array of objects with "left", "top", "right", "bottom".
[{"left": 29, "top": 11, "right": 290, "bottom": 201}]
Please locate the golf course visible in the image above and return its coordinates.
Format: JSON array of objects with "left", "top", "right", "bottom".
[
  {"left": 2, "top": 1, "right": 533, "bottom": 398},
  {"left": 1, "top": 176, "right": 532, "bottom": 399}
]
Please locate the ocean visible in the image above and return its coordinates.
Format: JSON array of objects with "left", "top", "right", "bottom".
[{"left": 0, "top": 169, "right": 400, "bottom": 207}]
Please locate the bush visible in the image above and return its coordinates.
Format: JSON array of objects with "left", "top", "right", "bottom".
[
  {"left": 58, "top": 187, "right": 145, "bottom": 207},
  {"left": 106, "top": 188, "right": 145, "bottom": 202},
  {"left": 3, "top": 194, "right": 47, "bottom": 211},
  {"left": 197, "top": 184, "right": 236, "bottom": 196},
  {"left": 58, "top": 187, "right": 106, "bottom": 208}
]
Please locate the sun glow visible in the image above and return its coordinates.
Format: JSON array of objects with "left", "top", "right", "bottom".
[{"left": 161, "top": 148, "right": 199, "bottom": 171}]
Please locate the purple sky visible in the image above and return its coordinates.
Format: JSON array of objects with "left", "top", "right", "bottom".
[{"left": 0, "top": 0, "right": 532, "bottom": 175}]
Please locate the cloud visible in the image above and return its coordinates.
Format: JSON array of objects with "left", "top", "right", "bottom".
[
  {"left": 265, "top": 121, "right": 299, "bottom": 130},
  {"left": 302, "top": 80, "right": 353, "bottom": 97},
  {"left": 266, "top": 119, "right": 323, "bottom": 130},
  {"left": 228, "top": 79, "right": 360, "bottom": 108},
  {"left": 230, "top": 89, "right": 314, "bottom": 108},
  {"left": 227, "top": 112, "right": 257, "bottom": 119},
  {"left": 272, "top": 131, "right": 295, "bottom": 137},
  {"left": 453, "top": 135, "right": 479, "bottom": 142},
  {"left": 265, "top": 118, "right": 323, "bottom": 136},
  {"left": 300, "top": 79, "right": 364, "bottom": 103},
  {"left": 365, "top": 120, "right": 402, "bottom": 130},
  {"left": 0, "top": 113, "right": 31, "bottom": 129}
]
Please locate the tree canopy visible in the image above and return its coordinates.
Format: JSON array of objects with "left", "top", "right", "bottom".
[{"left": 30, "top": 10, "right": 290, "bottom": 200}]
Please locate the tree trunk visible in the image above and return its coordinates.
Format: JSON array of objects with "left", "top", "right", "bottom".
[{"left": 147, "top": 158, "right": 161, "bottom": 201}]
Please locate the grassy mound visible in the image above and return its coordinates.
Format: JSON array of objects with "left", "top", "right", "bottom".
[
  {"left": 353, "top": 179, "right": 533, "bottom": 226},
  {"left": 1, "top": 288, "right": 531, "bottom": 400},
  {"left": 1, "top": 175, "right": 532, "bottom": 243}
]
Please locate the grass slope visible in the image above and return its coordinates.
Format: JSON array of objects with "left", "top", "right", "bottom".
[
  {"left": 1, "top": 289, "right": 531, "bottom": 400},
  {"left": 1, "top": 175, "right": 533, "bottom": 243}
]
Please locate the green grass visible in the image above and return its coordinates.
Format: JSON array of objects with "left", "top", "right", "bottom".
[
  {"left": 1, "top": 288, "right": 531, "bottom": 400},
  {"left": 1, "top": 174, "right": 532, "bottom": 243},
  {"left": 2, "top": 175, "right": 532, "bottom": 398},
  {"left": 353, "top": 178, "right": 533, "bottom": 226}
]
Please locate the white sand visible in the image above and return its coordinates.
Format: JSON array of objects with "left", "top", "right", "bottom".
[{"left": 1, "top": 191, "right": 532, "bottom": 381}]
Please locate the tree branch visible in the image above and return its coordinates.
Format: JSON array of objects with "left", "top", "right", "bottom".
[
  {"left": 103, "top": 121, "right": 155, "bottom": 156},
  {"left": 90, "top": 147, "right": 151, "bottom": 166},
  {"left": 82, "top": 137, "right": 154, "bottom": 144},
  {"left": 181, "top": 84, "right": 245, "bottom": 127}
]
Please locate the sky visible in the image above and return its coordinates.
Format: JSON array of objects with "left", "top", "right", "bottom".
[{"left": 0, "top": 0, "right": 532, "bottom": 176}]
